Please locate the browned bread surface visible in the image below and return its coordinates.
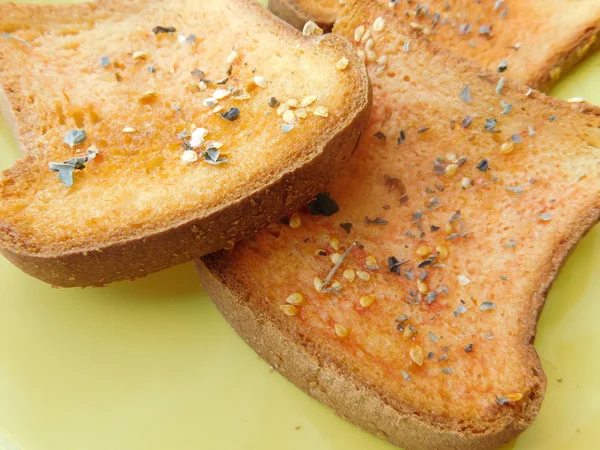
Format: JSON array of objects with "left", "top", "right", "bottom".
[
  {"left": 0, "top": 0, "right": 371, "bottom": 286},
  {"left": 268, "top": 0, "right": 600, "bottom": 90},
  {"left": 198, "top": 0, "right": 600, "bottom": 448}
]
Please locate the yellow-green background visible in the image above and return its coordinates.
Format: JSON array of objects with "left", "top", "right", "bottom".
[{"left": 1, "top": 1, "right": 599, "bottom": 449}]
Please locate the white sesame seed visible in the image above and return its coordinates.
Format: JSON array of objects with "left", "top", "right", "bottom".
[
  {"left": 330, "top": 253, "right": 342, "bottom": 264},
  {"left": 359, "top": 295, "right": 374, "bottom": 307},
  {"left": 373, "top": 16, "right": 385, "bottom": 32},
  {"left": 295, "top": 108, "right": 307, "bottom": 118},
  {"left": 122, "top": 127, "right": 136, "bottom": 133},
  {"left": 300, "top": 95, "right": 317, "bottom": 107},
  {"left": 177, "top": 34, "right": 186, "bottom": 44},
  {"left": 361, "top": 29, "right": 372, "bottom": 43},
  {"left": 302, "top": 21, "right": 323, "bottom": 36},
  {"left": 249, "top": 76, "right": 265, "bottom": 89},
  {"left": 213, "top": 88, "right": 230, "bottom": 99},
  {"left": 212, "top": 105, "right": 224, "bottom": 114},
  {"left": 132, "top": 51, "right": 148, "bottom": 60},
  {"left": 377, "top": 55, "right": 388, "bottom": 66},
  {"left": 365, "top": 38, "right": 375, "bottom": 51},
  {"left": 276, "top": 104, "right": 290, "bottom": 116},
  {"left": 189, "top": 127, "right": 208, "bottom": 148},
  {"left": 365, "top": 256, "right": 379, "bottom": 270},
  {"left": 354, "top": 25, "right": 365, "bottom": 42},
  {"left": 331, "top": 280, "right": 341, "bottom": 289},
  {"left": 367, "top": 50, "right": 377, "bottom": 61},
  {"left": 336, "top": 57, "right": 349, "bottom": 71},
  {"left": 283, "top": 110, "right": 296, "bottom": 123},
  {"left": 461, "top": 177, "right": 471, "bottom": 189},
  {"left": 226, "top": 50, "right": 238, "bottom": 63},
  {"left": 181, "top": 150, "right": 198, "bottom": 163},
  {"left": 343, "top": 268, "right": 355, "bottom": 281},
  {"left": 198, "top": 81, "right": 207, "bottom": 91},
  {"left": 280, "top": 304, "right": 297, "bottom": 316},
  {"left": 334, "top": 323, "right": 348, "bottom": 337},
  {"left": 567, "top": 97, "right": 585, "bottom": 103},
  {"left": 287, "top": 98, "right": 299, "bottom": 107},
  {"left": 458, "top": 275, "right": 471, "bottom": 286},
  {"left": 313, "top": 106, "right": 329, "bottom": 117},
  {"left": 314, "top": 277, "right": 324, "bottom": 292},
  {"left": 357, "top": 50, "right": 366, "bottom": 61}
]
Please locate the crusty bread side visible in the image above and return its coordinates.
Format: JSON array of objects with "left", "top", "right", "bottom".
[
  {"left": 197, "top": 0, "right": 600, "bottom": 448},
  {"left": 0, "top": 0, "right": 371, "bottom": 286},
  {"left": 268, "top": 0, "right": 338, "bottom": 32},
  {"left": 268, "top": 0, "right": 600, "bottom": 91}
]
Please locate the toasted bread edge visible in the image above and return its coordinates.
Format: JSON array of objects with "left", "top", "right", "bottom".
[
  {"left": 268, "top": 0, "right": 335, "bottom": 32},
  {"left": 0, "top": 0, "right": 372, "bottom": 287}
]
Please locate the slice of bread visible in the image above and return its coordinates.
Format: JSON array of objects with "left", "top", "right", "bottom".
[
  {"left": 197, "top": 0, "right": 600, "bottom": 448},
  {"left": 0, "top": 0, "right": 371, "bottom": 287},
  {"left": 269, "top": 0, "right": 600, "bottom": 90}
]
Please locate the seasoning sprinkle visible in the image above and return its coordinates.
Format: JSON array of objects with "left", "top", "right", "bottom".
[
  {"left": 280, "top": 304, "right": 297, "bottom": 316},
  {"left": 464, "top": 344, "right": 474, "bottom": 353},
  {"left": 417, "top": 127, "right": 430, "bottom": 134},
  {"left": 484, "top": 118, "right": 498, "bottom": 132},
  {"left": 460, "top": 84, "right": 472, "bottom": 103},
  {"left": 49, "top": 149, "right": 98, "bottom": 187},
  {"left": 476, "top": 159, "right": 489, "bottom": 171},
  {"left": 334, "top": 323, "right": 348, "bottom": 337},
  {"left": 401, "top": 370, "right": 411, "bottom": 381},
  {"left": 537, "top": 212, "right": 552, "bottom": 221},
  {"left": 340, "top": 223, "right": 353, "bottom": 234},
  {"left": 479, "top": 302, "right": 496, "bottom": 311},
  {"left": 100, "top": 56, "right": 110, "bottom": 67},
  {"left": 441, "top": 368, "right": 452, "bottom": 374},
  {"left": 365, "top": 216, "right": 388, "bottom": 225},
  {"left": 221, "top": 107, "right": 240, "bottom": 122},
  {"left": 495, "top": 77, "right": 505, "bottom": 95},
  {"left": 64, "top": 129, "right": 87, "bottom": 148},
  {"left": 388, "top": 256, "right": 409, "bottom": 274},
  {"left": 497, "top": 60, "right": 508, "bottom": 73},
  {"left": 336, "top": 57, "right": 349, "bottom": 71},
  {"left": 319, "top": 242, "right": 360, "bottom": 293},
  {"left": 398, "top": 130, "right": 406, "bottom": 144},
  {"left": 308, "top": 193, "right": 339, "bottom": 216},
  {"left": 428, "top": 331, "right": 438, "bottom": 342},
  {"left": 302, "top": 21, "right": 323, "bottom": 36},
  {"left": 152, "top": 26, "right": 176, "bottom": 34},
  {"left": 461, "top": 116, "right": 473, "bottom": 128},
  {"left": 374, "top": 131, "right": 387, "bottom": 141},
  {"left": 410, "top": 346, "right": 424, "bottom": 366}
]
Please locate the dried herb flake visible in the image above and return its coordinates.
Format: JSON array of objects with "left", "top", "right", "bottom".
[{"left": 308, "top": 193, "right": 339, "bottom": 216}]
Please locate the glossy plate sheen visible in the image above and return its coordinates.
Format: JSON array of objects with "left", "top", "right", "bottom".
[{"left": 1, "top": 1, "right": 599, "bottom": 449}]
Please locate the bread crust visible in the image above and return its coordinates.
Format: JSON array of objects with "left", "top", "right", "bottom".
[
  {"left": 0, "top": 0, "right": 372, "bottom": 287},
  {"left": 268, "top": 0, "right": 600, "bottom": 91},
  {"left": 268, "top": 0, "right": 336, "bottom": 32}
]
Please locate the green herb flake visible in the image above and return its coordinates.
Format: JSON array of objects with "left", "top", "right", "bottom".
[
  {"left": 64, "top": 129, "right": 87, "bottom": 148},
  {"left": 495, "top": 77, "right": 504, "bottom": 95},
  {"left": 202, "top": 146, "right": 228, "bottom": 165},
  {"left": 401, "top": 370, "right": 411, "bottom": 382},
  {"left": 460, "top": 84, "right": 472, "bottom": 103},
  {"left": 500, "top": 101, "right": 512, "bottom": 115},
  {"left": 479, "top": 302, "right": 496, "bottom": 311},
  {"left": 428, "top": 331, "right": 438, "bottom": 342},
  {"left": 49, "top": 149, "right": 98, "bottom": 187}
]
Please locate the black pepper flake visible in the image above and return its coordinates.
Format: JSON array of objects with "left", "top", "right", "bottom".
[
  {"left": 497, "top": 60, "right": 508, "bottom": 72},
  {"left": 427, "top": 352, "right": 435, "bottom": 359},
  {"left": 308, "top": 193, "right": 339, "bottom": 216},
  {"left": 417, "top": 127, "right": 430, "bottom": 134},
  {"left": 221, "top": 107, "right": 240, "bottom": 121},
  {"left": 433, "top": 160, "right": 446, "bottom": 175},
  {"left": 365, "top": 216, "right": 388, "bottom": 225},
  {"left": 388, "top": 256, "right": 409, "bottom": 274},
  {"left": 461, "top": 116, "right": 473, "bottom": 128},
  {"left": 430, "top": 225, "right": 440, "bottom": 232},
  {"left": 418, "top": 260, "right": 433, "bottom": 268},
  {"left": 398, "top": 129, "right": 406, "bottom": 144},
  {"left": 317, "top": 250, "right": 327, "bottom": 256},
  {"left": 268, "top": 97, "right": 280, "bottom": 108},
  {"left": 340, "top": 222, "right": 353, "bottom": 234},
  {"left": 374, "top": 131, "right": 387, "bottom": 141},
  {"left": 152, "top": 26, "right": 176, "bottom": 34},
  {"left": 457, "top": 156, "right": 468, "bottom": 167},
  {"left": 464, "top": 344, "right": 474, "bottom": 353},
  {"left": 476, "top": 159, "right": 489, "bottom": 172},
  {"left": 435, "top": 184, "right": 445, "bottom": 192}
]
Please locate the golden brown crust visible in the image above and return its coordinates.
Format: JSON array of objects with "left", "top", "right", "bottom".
[
  {"left": 268, "top": 0, "right": 336, "bottom": 32},
  {"left": 0, "top": 0, "right": 371, "bottom": 287},
  {"left": 268, "top": 0, "right": 600, "bottom": 91}
]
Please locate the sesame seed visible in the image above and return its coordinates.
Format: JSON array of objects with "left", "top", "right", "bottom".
[
  {"left": 331, "top": 280, "right": 341, "bottom": 290},
  {"left": 253, "top": 76, "right": 266, "bottom": 88},
  {"left": 280, "top": 304, "right": 297, "bottom": 316},
  {"left": 403, "top": 325, "right": 416, "bottom": 339},
  {"left": 359, "top": 294, "right": 375, "bottom": 307},
  {"left": 373, "top": 16, "right": 385, "bottom": 32},
  {"left": 301, "top": 95, "right": 317, "bottom": 107},
  {"left": 336, "top": 57, "right": 349, "bottom": 71},
  {"left": 343, "top": 268, "right": 356, "bottom": 281},
  {"left": 286, "top": 293, "right": 304, "bottom": 305},
  {"left": 567, "top": 97, "right": 585, "bottom": 103},
  {"left": 198, "top": 81, "right": 207, "bottom": 91},
  {"left": 500, "top": 142, "right": 514, "bottom": 154},
  {"left": 365, "top": 255, "right": 379, "bottom": 270},
  {"left": 329, "top": 238, "right": 340, "bottom": 250},
  {"left": 505, "top": 393, "right": 523, "bottom": 402},
  {"left": 330, "top": 253, "right": 342, "bottom": 264},
  {"left": 132, "top": 51, "right": 148, "bottom": 60},
  {"left": 417, "top": 279, "right": 428, "bottom": 294},
  {"left": 361, "top": 29, "right": 372, "bottom": 43},
  {"left": 461, "top": 177, "right": 472, "bottom": 189},
  {"left": 365, "top": 38, "right": 375, "bottom": 51},
  {"left": 226, "top": 50, "right": 238, "bottom": 63},
  {"left": 313, "top": 106, "right": 329, "bottom": 117},
  {"left": 366, "top": 50, "right": 377, "bottom": 61},
  {"left": 295, "top": 108, "right": 307, "bottom": 118},
  {"left": 357, "top": 50, "right": 366, "bottom": 61},
  {"left": 354, "top": 25, "right": 365, "bottom": 42},
  {"left": 445, "top": 164, "right": 459, "bottom": 177},
  {"left": 289, "top": 213, "right": 301, "bottom": 228},
  {"left": 287, "top": 98, "right": 299, "bottom": 107},
  {"left": 302, "top": 21, "right": 323, "bottom": 36},
  {"left": 276, "top": 104, "right": 290, "bottom": 116},
  {"left": 458, "top": 275, "right": 471, "bottom": 286},
  {"left": 122, "top": 127, "right": 136, "bottom": 133},
  {"left": 415, "top": 245, "right": 431, "bottom": 257},
  {"left": 377, "top": 55, "right": 388, "bottom": 66},
  {"left": 314, "top": 277, "right": 324, "bottom": 291},
  {"left": 436, "top": 246, "right": 448, "bottom": 259},
  {"left": 283, "top": 110, "right": 296, "bottom": 123},
  {"left": 334, "top": 323, "right": 348, "bottom": 337},
  {"left": 189, "top": 127, "right": 208, "bottom": 148},
  {"left": 445, "top": 222, "right": 454, "bottom": 235},
  {"left": 356, "top": 270, "right": 371, "bottom": 281},
  {"left": 213, "top": 88, "right": 230, "bottom": 100},
  {"left": 139, "top": 90, "right": 157, "bottom": 101},
  {"left": 181, "top": 150, "right": 198, "bottom": 163},
  {"left": 410, "top": 345, "right": 424, "bottom": 366}
]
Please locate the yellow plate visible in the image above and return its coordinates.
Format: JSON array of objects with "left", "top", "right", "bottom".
[{"left": 1, "top": 1, "right": 600, "bottom": 448}]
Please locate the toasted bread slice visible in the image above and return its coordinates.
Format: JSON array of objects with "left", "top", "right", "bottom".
[
  {"left": 0, "top": 0, "right": 370, "bottom": 287},
  {"left": 197, "top": 0, "right": 600, "bottom": 448},
  {"left": 269, "top": 0, "right": 600, "bottom": 90}
]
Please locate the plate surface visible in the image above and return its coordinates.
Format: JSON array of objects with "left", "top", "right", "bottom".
[{"left": 1, "top": 1, "right": 600, "bottom": 449}]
